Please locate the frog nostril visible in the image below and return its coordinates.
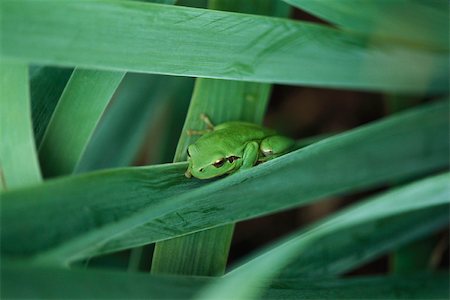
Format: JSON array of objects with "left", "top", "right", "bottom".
[{"left": 199, "top": 168, "right": 204, "bottom": 172}]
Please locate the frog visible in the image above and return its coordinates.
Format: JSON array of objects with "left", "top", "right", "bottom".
[{"left": 184, "top": 114, "right": 294, "bottom": 179}]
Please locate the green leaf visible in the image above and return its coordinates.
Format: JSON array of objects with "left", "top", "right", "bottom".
[
  {"left": 265, "top": 273, "right": 450, "bottom": 300},
  {"left": 75, "top": 74, "right": 193, "bottom": 172},
  {"left": 29, "top": 66, "right": 73, "bottom": 146},
  {"left": 2, "top": 263, "right": 448, "bottom": 299},
  {"left": 1, "top": 263, "right": 207, "bottom": 299},
  {"left": 38, "top": 68, "right": 125, "bottom": 177},
  {"left": 1, "top": 0, "right": 448, "bottom": 93},
  {"left": 285, "top": 0, "right": 449, "bottom": 51},
  {"left": 0, "top": 62, "right": 42, "bottom": 189},
  {"left": 196, "top": 173, "right": 450, "bottom": 300},
  {"left": 1, "top": 100, "right": 447, "bottom": 264}
]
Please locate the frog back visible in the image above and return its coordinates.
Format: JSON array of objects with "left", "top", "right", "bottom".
[{"left": 192, "top": 121, "right": 275, "bottom": 157}]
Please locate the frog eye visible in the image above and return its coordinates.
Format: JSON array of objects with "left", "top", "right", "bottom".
[
  {"left": 213, "top": 159, "right": 225, "bottom": 168},
  {"left": 227, "top": 156, "right": 239, "bottom": 163}
]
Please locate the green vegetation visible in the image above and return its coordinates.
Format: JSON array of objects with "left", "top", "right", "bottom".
[{"left": 1, "top": 0, "right": 448, "bottom": 299}]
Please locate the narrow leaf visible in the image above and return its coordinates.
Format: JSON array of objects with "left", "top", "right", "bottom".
[
  {"left": 0, "top": 62, "right": 42, "bottom": 189},
  {"left": 29, "top": 66, "right": 73, "bottom": 146},
  {"left": 1, "top": 0, "right": 448, "bottom": 93},
  {"left": 75, "top": 74, "right": 193, "bottom": 172},
  {"left": 284, "top": 0, "right": 449, "bottom": 51},
  {"left": 2, "top": 263, "right": 447, "bottom": 299},
  {"left": 38, "top": 68, "right": 124, "bottom": 177}
]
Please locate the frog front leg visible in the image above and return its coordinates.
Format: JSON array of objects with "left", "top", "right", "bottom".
[
  {"left": 240, "top": 141, "right": 260, "bottom": 169},
  {"left": 187, "top": 113, "right": 215, "bottom": 136},
  {"left": 259, "top": 135, "right": 294, "bottom": 162}
]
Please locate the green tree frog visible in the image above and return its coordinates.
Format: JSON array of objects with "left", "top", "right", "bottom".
[{"left": 185, "top": 114, "right": 294, "bottom": 179}]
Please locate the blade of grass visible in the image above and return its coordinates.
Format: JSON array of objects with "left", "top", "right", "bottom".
[
  {"left": 384, "top": 94, "right": 437, "bottom": 275},
  {"left": 284, "top": 0, "right": 449, "bottom": 51},
  {"left": 1, "top": 100, "right": 447, "bottom": 264},
  {"left": 29, "top": 66, "right": 73, "bottom": 146},
  {"left": 265, "top": 273, "right": 450, "bottom": 300},
  {"left": 3, "top": 263, "right": 447, "bottom": 299},
  {"left": 150, "top": 0, "right": 290, "bottom": 277},
  {"left": 1, "top": 0, "right": 448, "bottom": 93},
  {"left": 0, "top": 62, "right": 42, "bottom": 189},
  {"left": 38, "top": 68, "right": 124, "bottom": 177},
  {"left": 195, "top": 173, "right": 450, "bottom": 300},
  {"left": 277, "top": 201, "right": 446, "bottom": 279},
  {"left": 3, "top": 263, "right": 449, "bottom": 300},
  {"left": 96, "top": 99, "right": 450, "bottom": 258},
  {"left": 75, "top": 74, "right": 193, "bottom": 172}
]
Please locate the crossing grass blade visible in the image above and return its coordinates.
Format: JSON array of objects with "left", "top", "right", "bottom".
[
  {"left": 195, "top": 173, "right": 450, "bottom": 300},
  {"left": 0, "top": 62, "right": 42, "bottom": 189},
  {"left": 1, "top": 100, "right": 447, "bottom": 264},
  {"left": 29, "top": 66, "right": 73, "bottom": 146},
  {"left": 2, "top": 263, "right": 447, "bottom": 299},
  {"left": 1, "top": 0, "right": 448, "bottom": 93},
  {"left": 38, "top": 69, "right": 125, "bottom": 177},
  {"left": 284, "top": 0, "right": 449, "bottom": 51},
  {"left": 265, "top": 273, "right": 450, "bottom": 300}
]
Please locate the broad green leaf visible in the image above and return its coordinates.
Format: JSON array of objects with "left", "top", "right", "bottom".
[
  {"left": 284, "top": 0, "right": 449, "bottom": 51},
  {"left": 75, "top": 74, "right": 194, "bottom": 172},
  {"left": 2, "top": 263, "right": 447, "bottom": 299},
  {"left": 0, "top": 62, "right": 42, "bottom": 189},
  {"left": 1, "top": 163, "right": 203, "bottom": 258},
  {"left": 1, "top": 0, "right": 448, "bottom": 93},
  {"left": 96, "top": 100, "right": 450, "bottom": 258},
  {"left": 1, "top": 263, "right": 207, "bottom": 299},
  {"left": 196, "top": 173, "right": 450, "bottom": 300},
  {"left": 1, "top": 100, "right": 447, "bottom": 264},
  {"left": 29, "top": 66, "right": 73, "bottom": 146},
  {"left": 38, "top": 69, "right": 124, "bottom": 177}
]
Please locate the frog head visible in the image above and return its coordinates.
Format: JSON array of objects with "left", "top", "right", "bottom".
[{"left": 185, "top": 144, "right": 240, "bottom": 179}]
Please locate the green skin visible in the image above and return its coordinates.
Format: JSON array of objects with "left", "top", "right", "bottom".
[{"left": 185, "top": 120, "right": 294, "bottom": 179}]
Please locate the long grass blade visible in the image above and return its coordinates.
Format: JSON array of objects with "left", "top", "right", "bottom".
[
  {"left": 1, "top": 0, "right": 448, "bottom": 93},
  {"left": 195, "top": 173, "right": 450, "bottom": 300},
  {"left": 0, "top": 62, "right": 41, "bottom": 189},
  {"left": 265, "top": 273, "right": 450, "bottom": 300},
  {"left": 75, "top": 74, "right": 193, "bottom": 172},
  {"left": 38, "top": 69, "right": 124, "bottom": 177},
  {"left": 284, "top": 0, "right": 449, "bottom": 51},
  {"left": 29, "top": 66, "right": 73, "bottom": 146},
  {"left": 1, "top": 100, "right": 447, "bottom": 264},
  {"left": 2, "top": 263, "right": 447, "bottom": 299}
]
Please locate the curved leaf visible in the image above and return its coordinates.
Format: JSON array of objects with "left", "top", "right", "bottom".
[
  {"left": 1, "top": 0, "right": 448, "bottom": 93},
  {"left": 1, "top": 101, "right": 447, "bottom": 264},
  {"left": 0, "top": 62, "right": 42, "bottom": 189}
]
